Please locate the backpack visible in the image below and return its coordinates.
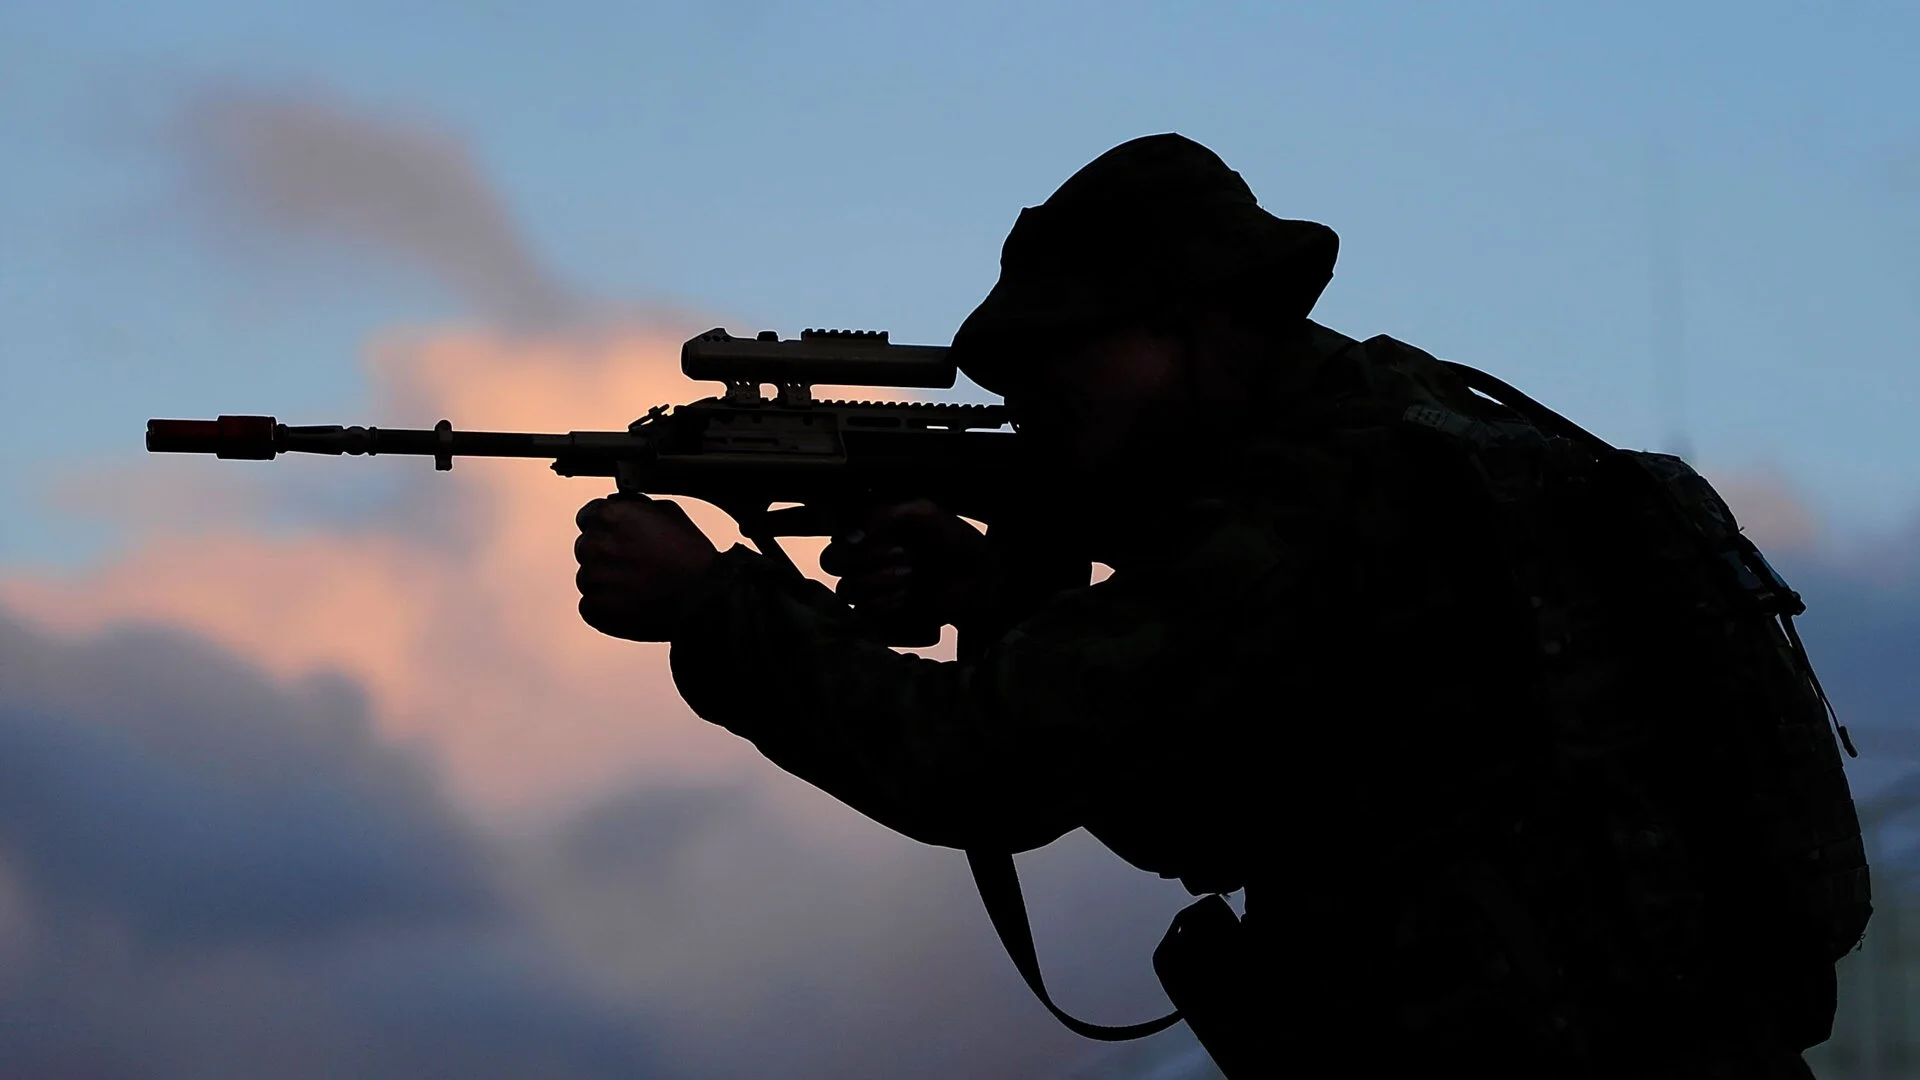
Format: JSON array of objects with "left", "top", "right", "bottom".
[
  {"left": 965, "top": 355, "right": 1871, "bottom": 1068},
  {"left": 1388, "top": 359, "right": 1871, "bottom": 1058}
]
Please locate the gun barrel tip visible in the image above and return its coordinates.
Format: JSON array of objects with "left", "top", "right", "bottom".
[
  {"left": 145, "top": 416, "right": 278, "bottom": 456},
  {"left": 146, "top": 418, "right": 219, "bottom": 447}
]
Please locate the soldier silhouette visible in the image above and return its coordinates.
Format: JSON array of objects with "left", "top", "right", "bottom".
[{"left": 574, "top": 134, "right": 1867, "bottom": 1078}]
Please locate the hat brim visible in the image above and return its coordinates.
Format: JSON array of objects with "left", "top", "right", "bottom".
[{"left": 952, "top": 211, "right": 1336, "bottom": 397}]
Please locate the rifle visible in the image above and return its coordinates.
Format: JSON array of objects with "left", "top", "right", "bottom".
[
  {"left": 146, "top": 327, "right": 1088, "bottom": 647},
  {"left": 146, "top": 324, "right": 1179, "bottom": 1042}
]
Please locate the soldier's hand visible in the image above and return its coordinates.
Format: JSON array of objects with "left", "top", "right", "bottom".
[
  {"left": 574, "top": 495, "right": 719, "bottom": 642},
  {"left": 820, "top": 499, "right": 1001, "bottom": 629}
]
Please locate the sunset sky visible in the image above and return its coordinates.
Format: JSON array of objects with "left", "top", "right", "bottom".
[{"left": 2, "top": 3, "right": 1917, "bottom": 1077}]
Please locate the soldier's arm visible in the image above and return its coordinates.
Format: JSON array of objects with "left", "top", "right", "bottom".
[{"left": 668, "top": 502, "right": 1298, "bottom": 852}]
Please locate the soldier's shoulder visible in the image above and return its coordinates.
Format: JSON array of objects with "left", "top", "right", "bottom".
[
  {"left": 1297, "top": 320, "right": 1448, "bottom": 370},
  {"left": 1339, "top": 329, "right": 1489, "bottom": 411},
  {"left": 1231, "top": 327, "right": 1529, "bottom": 518}
]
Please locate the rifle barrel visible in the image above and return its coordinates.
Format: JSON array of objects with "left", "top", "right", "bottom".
[{"left": 146, "top": 416, "right": 642, "bottom": 467}]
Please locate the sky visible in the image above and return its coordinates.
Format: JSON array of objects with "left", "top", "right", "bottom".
[{"left": 1, "top": 2, "right": 1918, "bottom": 1077}]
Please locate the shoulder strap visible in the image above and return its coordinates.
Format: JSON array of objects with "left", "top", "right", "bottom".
[
  {"left": 966, "top": 849, "right": 1183, "bottom": 1041},
  {"left": 1437, "top": 361, "right": 1614, "bottom": 455}
]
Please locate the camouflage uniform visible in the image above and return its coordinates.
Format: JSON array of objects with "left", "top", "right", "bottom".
[{"left": 667, "top": 136, "right": 1823, "bottom": 1076}]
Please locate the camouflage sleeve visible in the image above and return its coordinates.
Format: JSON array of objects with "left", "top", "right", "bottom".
[{"left": 667, "top": 501, "right": 1297, "bottom": 853}]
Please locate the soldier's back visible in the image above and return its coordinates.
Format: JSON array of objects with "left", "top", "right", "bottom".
[{"left": 1193, "top": 327, "right": 1827, "bottom": 1077}]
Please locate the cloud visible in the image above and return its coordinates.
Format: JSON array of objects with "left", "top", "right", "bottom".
[
  {"left": 0, "top": 604, "right": 666, "bottom": 1079},
  {"left": 1771, "top": 520, "right": 1920, "bottom": 749},
  {"left": 1701, "top": 464, "right": 1824, "bottom": 553},
  {"left": 0, "top": 599, "right": 1213, "bottom": 1078},
  {"left": 1, "top": 313, "right": 1226, "bottom": 1074},
  {"left": 516, "top": 776, "right": 1210, "bottom": 1080},
  {"left": 0, "top": 598, "right": 495, "bottom": 952},
  {"left": 170, "top": 86, "right": 578, "bottom": 328},
  {"left": 20, "top": 101, "right": 1912, "bottom": 1069},
  {"left": 16, "top": 314, "right": 1920, "bottom": 1074},
  {"left": 6, "top": 324, "right": 931, "bottom": 821},
  {"left": 1700, "top": 463, "right": 1920, "bottom": 739}
]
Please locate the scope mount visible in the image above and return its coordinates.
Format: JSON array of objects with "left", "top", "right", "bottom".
[{"left": 730, "top": 377, "right": 814, "bottom": 409}]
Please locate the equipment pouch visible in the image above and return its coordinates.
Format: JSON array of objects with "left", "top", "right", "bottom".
[{"left": 1153, "top": 894, "right": 1260, "bottom": 1078}]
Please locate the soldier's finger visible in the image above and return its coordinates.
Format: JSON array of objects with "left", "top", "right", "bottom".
[
  {"left": 850, "top": 545, "right": 907, "bottom": 567},
  {"left": 823, "top": 539, "right": 907, "bottom": 578},
  {"left": 861, "top": 586, "right": 911, "bottom": 616},
  {"left": 841, "top": 584, "right": 911, "bottom": 617},
  {"left": 859, "top": 498, "right": 946, "bottom": 541},
  {"left": 576, "top": 565, "right": 621, "bottom": 595},
  {"left": 576, "top": 498, "right": 611, "bottom": 531},
  {"left": 820, "top": 540, "right": 853, "bottom": 577},
  {"left": 572, "top": 530, "right": 630, "bottom": 566},
  {"left": 652, "top": 500, "right": 707, "bottom": 540},
  {"left": 845, "top": 548, "right": 911, "bottom": 585},
  {"left": 834, "top": 565, "right": 914, "bottom": 606},
  {"left": 823, "top": 515, "right": 883, "bottom": 573},
  {"left": 878, "top": 504, "right": 985, "bottom": 561},
  {"left": 618, "top": 495, "right": 704, "bottom": 540},
  {"left": 827, "top": 504, "right": 911, "bottom": 561},
  {"left": 576, "top": 558, "right": 647, "bottom": 589},
  {"left": 599, "top": 494, "right": 663, "bottom": 528},
  {"left": 578, "top": 595, "right": 624, "bottom": 636}
]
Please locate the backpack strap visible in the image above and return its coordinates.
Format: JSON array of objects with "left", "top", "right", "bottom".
[
  {"left": 966, "top": 850, "right": 1184, "bottom": 1040},
  {"left": 1437, "top": 361, "right": 1613, "bottom": 456}
]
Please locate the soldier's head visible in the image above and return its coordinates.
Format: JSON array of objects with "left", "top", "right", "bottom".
[{"left": 951, "top": 134, "right": 1337, "bottom": 477}]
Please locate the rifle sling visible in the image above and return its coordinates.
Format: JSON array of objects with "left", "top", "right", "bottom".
[
  {"left": 966, "top": 848, "right": 1182, "bottom": 1041},
  {"left": 957, "top": 549, "right": 1180, "bottom": 1042}
]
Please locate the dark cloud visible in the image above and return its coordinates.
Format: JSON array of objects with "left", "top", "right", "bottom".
[
  {"left": 529, "top": 775, "right": 1216, "bottom": 1079},
  {"left": 3, "top": 930, "right": 663, "bottom": 1080},
  {"left": 0, "top": 600, "right": 1219, "bottom": 1077},
  {"left": 0, "top": 606, "right": 663, "bottom": 1078},
  {"left": 171, "top": 86, "right": 578, "bottom": 329},
  {"left": 0, "top": 610, "right": 489, "bottom": 947},
  {"left": 0, "top": 702, "right": 484, "bottom": 947},
  {"left": 559, "top": 781, "right": 752, "bottom": 881}
]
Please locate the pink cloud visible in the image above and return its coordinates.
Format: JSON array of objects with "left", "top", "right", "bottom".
[
  {"left": 3, "top": 326, "right": 930, "bottom": 820},
  {"left": 1701, "top": 465, "right": 1824, "bottom": 554}
]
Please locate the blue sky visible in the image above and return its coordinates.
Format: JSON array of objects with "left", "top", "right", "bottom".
[
  {"left": 3, "top": 0, "right": 1918, "bottom": 563},
  {"left": 2, "top": 8, "right": 1917, "bottom": 1075}
]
